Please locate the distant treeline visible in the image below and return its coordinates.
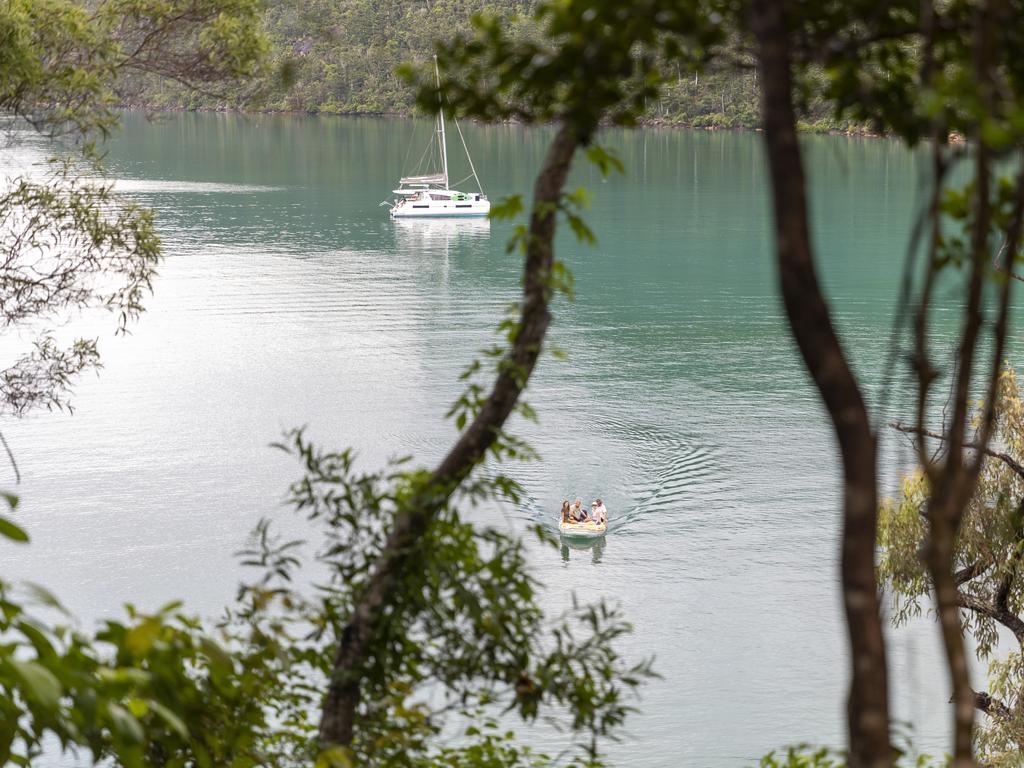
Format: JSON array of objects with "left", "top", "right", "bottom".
[{"left": 126, "top": 0, "right": 858, "bottom": 132}]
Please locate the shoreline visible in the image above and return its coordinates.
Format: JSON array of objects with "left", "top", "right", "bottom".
[{"left": 117, "top": 103, "right": 889, "bottom": 139}]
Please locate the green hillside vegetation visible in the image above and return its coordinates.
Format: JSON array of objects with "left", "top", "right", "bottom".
[{"left": 127, "top": 0, "right": 857, "bottom": 132}]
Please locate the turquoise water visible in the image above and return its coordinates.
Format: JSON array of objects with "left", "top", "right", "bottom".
[{"left": 4, "top": 114, "right": 955, "bottom": 764}]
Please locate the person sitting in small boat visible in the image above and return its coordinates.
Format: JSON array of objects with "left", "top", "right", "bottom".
[
  {"left": 591, "top": 499, "right": 608, "bottom": 525},
  {"left": 571, "top": 498, "right": 589, "bottom": 522},
  {"left": 560, "top": 500, "right": 572, "bottom": 524}
]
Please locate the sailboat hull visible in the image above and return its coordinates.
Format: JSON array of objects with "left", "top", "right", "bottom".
[{"left": 390, "top": 198, "right": 491, "bottom": 219}]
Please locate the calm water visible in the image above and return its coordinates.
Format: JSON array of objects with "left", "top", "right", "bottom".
[{"left": 4, "top": 113, "right": 958, "bottom": 764}]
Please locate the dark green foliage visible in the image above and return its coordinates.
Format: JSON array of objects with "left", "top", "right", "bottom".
[
  {"left": 0, "top": 492, "right": 303, "bottom": 768},
  {"left": 235, "top": 430, "right": 655, "bottom": 766},
  {"left": 2, "top": 0, "right": 266, "bottom": 141}
]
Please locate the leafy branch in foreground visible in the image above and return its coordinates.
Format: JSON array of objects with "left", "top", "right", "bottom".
[
  {"left": 0, "top": 0, "right": 267, "bottom": 421},
  {"left": 292, "top": 4, "right": 730, "bottom": 758},
  {"left": 0, "top": 173, "right": 158, "bottom": 416},
  {"left": 236, "top": 429, "right": 654, "bottom": 767},
  {"left": 2, "top": 0, "right": 268, "bottom": 143},
  {"left": 0, "top": 492, "right": 300, "bottom": 768},
  {"left": 756, "top": 743, "right": 944, "bottom": 768},
  {"left": 747, "top": 0, "right": 1024, "bottom": 763}
]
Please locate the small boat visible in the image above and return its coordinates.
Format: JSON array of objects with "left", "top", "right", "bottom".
[
  {"left": 558, "top": 519, "right": 607, "bottom": 539},
  {"left": 383, "top": 58, "right": 489, "bottom": 220}
]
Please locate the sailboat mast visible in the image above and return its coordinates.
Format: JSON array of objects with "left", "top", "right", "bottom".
[{"left": 434, "top": 56, "right": 449, "bottom": 190}]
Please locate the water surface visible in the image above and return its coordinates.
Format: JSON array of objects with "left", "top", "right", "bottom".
[{"left": 4, "top": 114, "right": 955, "bottom": 765}]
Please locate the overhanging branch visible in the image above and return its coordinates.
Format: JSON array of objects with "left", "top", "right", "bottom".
[
  {"left": 956, "top": 590, "right": 1024, "bottom": 644},
  {"left": 972, "top": 690, "right": 1011, "bottom": 720},
  {"left": 890, "top": 421, "right": 1024, "bottom": 479}
]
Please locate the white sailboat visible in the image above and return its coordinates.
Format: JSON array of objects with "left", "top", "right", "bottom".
[{"left": 383, "top": 58, "right": 490, "bottom": 219}]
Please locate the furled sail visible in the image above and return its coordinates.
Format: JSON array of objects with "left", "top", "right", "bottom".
[{"left": 399, "top": 173, "right": 446, "bottom": 186}]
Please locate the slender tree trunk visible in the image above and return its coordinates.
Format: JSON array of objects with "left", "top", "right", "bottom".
[
  {"left": 318, "top": 124, "right": 581, "bottom": 749},
  {"left": 926, "top": 499, "right": 975, "bottom": 766},
  {"left": 750, "top": 2, "right": 892, "bottom": 766},
  {"left": 919, "top": 5, "right": 1003, "bottom": 763}
]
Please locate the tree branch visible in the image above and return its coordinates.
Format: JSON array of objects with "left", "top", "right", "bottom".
[
  {"left": 972, "top": 690, "right": 1012, "bottom": 720},
  {"left": 954, "top": 561, "right": 991, "bottom": 586},
  {"left": 889, "top": 421, "right": 1024, "bottom": 480},
  {"left": 956, "top": 590, "right": 1024, "bottom": 644}
]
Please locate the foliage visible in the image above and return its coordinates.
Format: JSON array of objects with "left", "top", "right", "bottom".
[
  {"left": 0, "top": 493, "right": 304, "bottom": 767},
  {"left": 759, "top": 747, "right": 848, "bottom": 768},
  {"left": 756, "top": 744, "right": 946, "bottom": 768},
  {"left": 0, "top": 0, "right": 266, "bottom": 417},
  {"left": 2, "top": 0, "right": 267, "bottom": 142},
  {"left": 0, "top": 173, "right": 158, "bottom": 416},
  {"left": 0, "top": 1, "right": 291, "bottom": 765},
  {"left": 880, "top": 366, "right": 1024, "bottom": 764},
  {"left": 228, "top": 429, "right": 655, "bottom": 767}
]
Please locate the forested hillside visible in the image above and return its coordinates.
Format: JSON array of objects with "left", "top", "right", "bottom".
[
  {"left": 132, "top": 0, "right": 848, "bottom": 130},
  {"left": 259, "top": 0, "right": 534, "bottom": 115}
]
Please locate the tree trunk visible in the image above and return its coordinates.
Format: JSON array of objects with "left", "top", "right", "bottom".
[
  {"left": 750, "top": 2, "right": 892, "bottom": 766},
  {"left": 318, "top": 124, "right": 581, "bottom": 749}
]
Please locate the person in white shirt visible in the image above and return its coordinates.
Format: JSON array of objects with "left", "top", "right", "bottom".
[{"left": 591, "top": 499, "right": 608, "bottom": 525}]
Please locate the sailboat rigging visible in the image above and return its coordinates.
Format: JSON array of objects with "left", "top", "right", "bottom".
[{"left": 382, "top": 58, "right": 490, "bottom": 219}]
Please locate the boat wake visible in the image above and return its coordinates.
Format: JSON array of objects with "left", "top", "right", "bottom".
[{"left": 500, "top": 408, "right": 733, "bottom": 537}]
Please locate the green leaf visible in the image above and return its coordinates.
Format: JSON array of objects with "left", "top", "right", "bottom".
[
  {"left": 15, "top": 619, "right": 57, "bottom": 659},
  {"left": 106, "top": 702, "right": 145, "bottom": 744},
  {"left": 316, "top": 746, "right": 354, "bottom": 768},
  {"left": 23, "top": 582, "right": 66, "bottom": 613},
  {"left": 126, "top": 697, "right": 149, "bottom": 718},
  {"left": 489, "top": 194, "right": 523, "bottom": 221},
  {"left": 565, "top": 186, "right": 592, "bottom": 209},
  {"left": 200, "top": 637, "right": 233, "bottom": 671},
  {"left": 148, "top": 699, "right": 190, "bottom": 739},
  {"left": 0, "top": 515, "right": 29, "bottom": 543},
  {"left": 584, "top": 145, "right": 624, "bottom": 177},
  {"left": 125, "top": 617, "right": 161, "bottom": 656},
  {"left": 9, "top": 660, "right": 61, "bottom": 710},
  {"left": 96, "top": 667, "right": 151, "bottom": 686}
]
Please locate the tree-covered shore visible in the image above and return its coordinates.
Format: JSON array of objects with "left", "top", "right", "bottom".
[{"left": 122, "top": 0, "right": 864, "bottom": 133}]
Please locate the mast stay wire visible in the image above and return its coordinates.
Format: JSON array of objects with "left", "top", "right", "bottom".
[
  {"left": 410, "top": 136, "right": 434, "bottom": 177},
  {"left": 451, "top": 114, "right": 483, "bottom": 193},
  {"left": 400, "top": 118, "right": 418, "bottom": 176},
  {"left": 399, "top": 57, "right": 482, "bottom": 190}
]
